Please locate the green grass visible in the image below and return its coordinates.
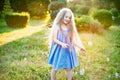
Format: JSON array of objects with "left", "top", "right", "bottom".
[
  {"left": 0, "top": 27, "right": 51, "bottom": 80},
  {"left": 0, "top": 24, "right": 120, "bottom": 80},
  {"left": 0, "top": 19, "right": 18, "bottom": 33}
]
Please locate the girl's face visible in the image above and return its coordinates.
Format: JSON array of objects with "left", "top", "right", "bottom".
[{"left": 63, "top": 12, "right": 71, "bottom": 25}]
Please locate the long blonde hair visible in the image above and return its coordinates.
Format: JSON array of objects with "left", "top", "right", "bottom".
[{"left": 50, "top": 8, "right": 84, "bottom": 49}]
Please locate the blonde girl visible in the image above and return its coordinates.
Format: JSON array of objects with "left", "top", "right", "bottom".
[{"left": 48, "top": 8, "right": 86, "bottom": 80}]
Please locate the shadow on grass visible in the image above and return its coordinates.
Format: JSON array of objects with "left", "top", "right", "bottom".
[
  {"left": 0, "top": 19, "right": 46, "bottom": 34},
  {"left": 0, "top": 19, "right": 24, "bottom": 33}
]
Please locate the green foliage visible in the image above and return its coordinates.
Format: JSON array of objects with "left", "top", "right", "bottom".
[
  {"left": 1, "top": 0, "right": 13, "bottom": 18},
  {"left": 110, "top": 8, "right": 120, "bottom": 25},
  {"left": 48, "top": 0, "right": 67, "bottom": 19},
  {"left": 0, "top": 19, "right": 18, "bottom": 33},
  {"left": 110, "top": 8, "right": 119, "bottom": 17},
  {"left": 76, "top": 5, "right": 90, "bottom": 15},
  {"left": 58, "top": 0, "right": 67, "bottom": 4},
  {"left": 92, "top": 9, "right": 113, "bottom": 29},
  {"left": 0, "top": 0, "right": 4, "bottom": 12},
  {"left": 75, "top": 5, "right": 90, "bottom": 15},
  {"left": 10, "top": 0, "right": 50, "bottom": 19},
  {"left": 10, "top": 0, "right": 28, "bottom": 12},
  {"left": 88, "top": 7, "right": 98, "bottom": 16},
  {"left": 49, "top": 0, "right": 67, "bottom": 3},
  {"left": 49, "top": 0, "right": 57, "bottom": 2},
  {"left": 68, "top": 3, "right": 90, "bottom": 16},
  {"left": 27, "top": 0, "right": 49, "bottom": 19},
  {"left": 48, "top": 1, "right": 65, "bottom": 10},
  {"left": 27, "top": 2, "right": 44, "bottom": 19},
  {"left": 92, "top": 0, "right": 112, "bottom": 9},
  {"left": 67, "top": 2, "right": 76, "bottom": 13},
  {"left": 105, "top": 28, "right": 120, "bottom": 80},
  {"left": 115, "top": 15, "right": 120, "bottom": 25},
  {"left": 75, "top": 15, "right": 104, "bottom": 34},
  {"left": 89, "top": 19, "right": 104, "bottom": 34},
  {"left": 5, "top": 12, "right": 30, "bottom": 27},
  {"left": 50, "top": 9, "right": 60, "bottom": 19},
  {"left": 75, "top": 15, "right": 91, "bottom": 31},
  {"left": 112, "top": 29, "right": 120, "bottom": 50},
  {"left": 113, "top": 0, "right": 120, "bottom": 13},
  {"left": 0, "top": 19, "right": 6, "bottom": 27},
  {"left": 82, "top": 0, "right": 92, "bottom": 6}
]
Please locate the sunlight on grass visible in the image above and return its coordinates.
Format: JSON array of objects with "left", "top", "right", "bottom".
[
  {"left": 76, "top": 27, "right": 120, "bottom": 80},
  {"left": 78, "top": 33, "right": 110, "bottom": 79},
  {"left": 0, "top": 23, "right": 46, "bottom": 46},
  {"left": 0, "top": 26, "right": 51, "bottom": 80}
]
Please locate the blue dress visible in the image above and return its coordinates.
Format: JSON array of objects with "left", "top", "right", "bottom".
[{"left": 48, "top": 28, "right": 78, "bottom": 70}]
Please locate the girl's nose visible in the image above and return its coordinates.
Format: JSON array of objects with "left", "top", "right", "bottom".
[{"left": 66, "top": 18, "right": 70, "bottom": 22}]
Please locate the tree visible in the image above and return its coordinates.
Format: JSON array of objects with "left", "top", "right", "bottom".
[
  {"left": 2, "top": 0, "right": 13, "bottom": 18},
  {"left": 92, "top": 0, "right": 113, "bottom": 9},
  {"left": 10, "top": 0, "right": 50, "bottom": 19},
  {"left": 10, "top": 0, "right": 28, "bottom": 12},
  {"left": 112, "top": 0, "right": 120, "bottom": 13},
  {"left": 0, "top": 0, "right": 4, "bottom": 12},
  {"left": 27, "top": 0, "right": 50, "bottom": 19},
  {"left": 48, "top": 0, "right": 67, "bottom": 19}
]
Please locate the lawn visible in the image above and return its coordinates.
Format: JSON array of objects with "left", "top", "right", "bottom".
[{"left": 0, "top": 20, "right": 120, "bottom": 80}]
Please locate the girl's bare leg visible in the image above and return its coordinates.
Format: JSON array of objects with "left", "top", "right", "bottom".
[
  {"left": 51, "top": 68, "right": 57, "bottom": 80},
  {"left": 65, "top": 69, "right": 72, "bottom": 80}
]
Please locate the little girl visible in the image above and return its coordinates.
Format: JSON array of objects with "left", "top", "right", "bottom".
[{"left": 48, "top": 8, "right": 86, "bottom": 80}]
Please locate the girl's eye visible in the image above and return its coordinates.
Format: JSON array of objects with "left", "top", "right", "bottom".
[
  {"left": 65, "top": 16, "right": 71, "bottom": 20},
  {"left": 66, "top": 16, "right": 70, "bottom": 19}
]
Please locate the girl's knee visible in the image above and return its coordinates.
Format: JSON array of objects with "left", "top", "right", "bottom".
[
  {"left": 65, "top": 68, "right": 72, "bottom": 72},
  {"left": 52, "top": 68, "right": 57, "bottom": 72}
]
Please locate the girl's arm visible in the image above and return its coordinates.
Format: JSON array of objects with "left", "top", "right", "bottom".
[
  {"left": 72, "top": 31, "right": 86, "bottom": 52},
  {"left": 73, "top": 41, "right": 84, "bottom": 49},
  {"left": 73, "top": 42, "right": 86, "bottom": 52},
  {"left": 52, "top": 29, "right": 68, "bottom": 48}
]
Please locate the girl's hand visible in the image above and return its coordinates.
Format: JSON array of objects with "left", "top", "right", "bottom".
[
  {"left": 80, "top": 48, "right": 86, "bottom": 53},
  {"left": 61, "top": 43, "right": 69, "bottom": 48}
]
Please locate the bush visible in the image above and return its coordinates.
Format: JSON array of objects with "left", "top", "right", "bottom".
[
  {"left": 75, "top": 15, "right": 104, "bottom": 34},
  {"left": 10, "top": 0, "right": 49, "bottom": 19},
  {"left": 75, "top": 5, "right": 90, "bottom": 15},
  {"left": 89, "top": 19, "right": 104, "bottom": 34},
  {"left": 88, "top": 7, "right": 98, "bottom": 16},
  {"left": 92, "top": 9, "right": 113, "bottom": 29},
  {"left": 67, "top": 2, "right": 76, "bottom": 12},
  {"left": 114, "top": 15, "right": 120, "bottom": 25},
  {"left": 110, "top": 8, "right": 120, "bottom": 25},
  {"left": 68, "top": 4, "right": 90, "bottom": 16},
  {"left": 48, "top": 1, "right": 65, "bottom": 10},
  {"left": 5, "top": 12, "right": 30, "bottom": 27},
  {"left": 48, "top": 0, "right": 66, "bottom": 19},
  {"left": 27, "top": 1, "right": 49, "bottom": 19},
  {"left": 50, "top": 9, "right": 60, "bottom": 19},
  {"left": 75, "top": 15, "right": 91, "bottom": 31},
  {"left": 110, "top": 8, "right": 119, "bottom": 17}
]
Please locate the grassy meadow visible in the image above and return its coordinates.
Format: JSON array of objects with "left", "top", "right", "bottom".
[{"left": 0, "top": 19, "right": 120, "bottom": 80}]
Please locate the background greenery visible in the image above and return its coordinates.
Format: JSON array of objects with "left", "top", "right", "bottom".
[{"left": 0, "top": 0, "right": 120, "bottom": 80}]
